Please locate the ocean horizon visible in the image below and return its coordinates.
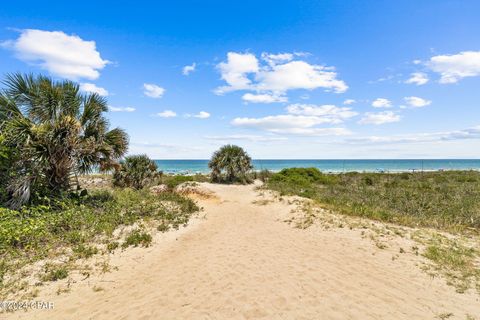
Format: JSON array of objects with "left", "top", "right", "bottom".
[{"left": 153, "top": 159, "right": 480, "bottom": 174}]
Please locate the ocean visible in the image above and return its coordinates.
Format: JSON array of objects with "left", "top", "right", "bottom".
[{"left": 153, "top": 159, "right": 480, "bottom": 174}]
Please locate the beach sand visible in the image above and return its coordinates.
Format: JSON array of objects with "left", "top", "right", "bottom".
[{"left": 6, "top": 182, "right": 480, "bottom": 319}]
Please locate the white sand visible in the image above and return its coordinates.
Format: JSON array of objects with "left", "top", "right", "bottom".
[{"left": 6, "top": 182, "right": 480, "bottom": 319}]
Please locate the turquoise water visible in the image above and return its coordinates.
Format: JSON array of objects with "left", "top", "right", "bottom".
[{"left": 154, "top": 159, "right": 480, "bottom": 174}]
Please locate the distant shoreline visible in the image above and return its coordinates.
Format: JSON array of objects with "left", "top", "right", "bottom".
[{"left": 151, "top": 159, "right": 480, "bottom": 175}]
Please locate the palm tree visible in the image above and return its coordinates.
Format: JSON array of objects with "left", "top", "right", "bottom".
[
  {"left": 0, "top": 73, "right": 129, "bottom": 207},
  {"left": 208, "top": 145, "right": 253, "bottom": 183}
]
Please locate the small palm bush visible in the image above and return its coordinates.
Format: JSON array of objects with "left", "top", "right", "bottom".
[
  {"left": 113, "top": 155, "right": 160, "bottom": 189},
  {"left": 208, "top": 145, "right": 253, "bottom": 184}
]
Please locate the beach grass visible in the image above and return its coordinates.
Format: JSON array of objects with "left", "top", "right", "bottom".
[{"left": 266, "top": 168, "right": 480, "bottom": 231}]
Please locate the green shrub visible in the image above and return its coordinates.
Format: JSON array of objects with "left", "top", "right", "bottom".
[
  {"left": 268, "top": 168, "right": 338, "bottom": 197},
  {"left": 122, "top": 230, "right": 152, "bottom": 248},
  {"left": 107, "top": 241, "right": 119, "bottom": 252},
  {"left": 162, "top": 174, "right": 209, "bottom": 190},
  {"left": 72, "top": 244, "right": 98, "bottom": 259},
  {"left": 113, "top": 154, "right": 161, "bottom": 189},
  {"left": 163, "top": 175, "right": 194, "bottom": 189},
  {"left": 41, "top": 265, "right": 69, "bottom": 282}
]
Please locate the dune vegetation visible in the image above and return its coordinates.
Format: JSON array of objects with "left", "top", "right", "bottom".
[
  {"left": 0, "top": 188, "right": 198, "bottom": 292},
  {"left": 266, "top": 167, "right": 480, "bottom": 231}
]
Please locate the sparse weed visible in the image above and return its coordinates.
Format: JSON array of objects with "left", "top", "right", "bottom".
[
  {"left": 41, "top": 265, "right": 69, "bottom": 282},
  {"left": 122, "top": 230, "right": 152, "bottom": 248}
]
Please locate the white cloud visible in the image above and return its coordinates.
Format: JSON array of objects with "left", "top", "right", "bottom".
[
  {"left": 371, "top": 98, "right": 392, "bottom": 108},
  {"left": 348, "top": 126, "right": 480, "bottom": 144},
  {"left": 273, "top": 127, "right": 351, "bottom": 136},
  {"left": 404, "top": 96, "right": 431, "bottom": 108},
  {"left": 256, "top": 60, "right": 348, "bottom": 93},
  {"left": 343, "top": 99, "right": 356, "bottom": 105},
  {"left": 204, "top": 134, "right": 287, "bottom": 142},
  {"left": 194, "top": 111, "right": 210, "bottom": 119},
  {"left": 233, "top": 115, "right": 339, "bottom": 129},
  {"left": 231, "top": 114, "right": 351, "bottom": 136},
  {"left": 2, "top": 29, "right": 109, "bottom": 80},
  {"left": 109, "top": 106, "right": 135, "bottom": 112},
  {"left": 427, "top": 51, "right": 480, "bottom": 83},
  {"left": 215, "top": 52, "right": 259, "bottom": 94},
  {"left": 405, "top": 72, "right": 429, "bottom": 85},
  {"left": 215, "top": 52, "right": 347, "bottom": 98},
  {"left": 261, "top": 52, "right": 294, "bottom": 66},
  {"left": 156, "top": 110, "right": 177, "bottom": 118},
  {"left": 370, "top": 75, "right": 395, "bottom": 83},
  {"left": 143, "top": 83, "right": 165, "bottom": 98},
  {"left": 285, "top": 104, "right": 358, "bottom": 122},
  {"left": 185, "top": 111, "right": 211, "bottom": 119},
  {"left": 80, "top": 83, "right": 109, "bottom": 96},
  {"left": 182, "top": 63, "right": 196, "bottom": 75},
  {"left": 231, "top": 103, "right": 356, "bottom": 136},
  {"left": 242, "top": 93, "right": 287, "bottom": 104},
  {"left": 358, "top": 111, "right": 400, "bottom": 125}
]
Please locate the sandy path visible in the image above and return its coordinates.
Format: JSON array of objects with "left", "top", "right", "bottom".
[{"left": 6, "top": 183, "right": 480, "bottom": 319}]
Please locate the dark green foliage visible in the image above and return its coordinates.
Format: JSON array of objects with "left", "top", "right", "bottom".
[
  {"left": 208, "top": 145, "right": 253, "bottom": 184},
  {"left": 0, "top": 73, "right": 129, "bottom": 207},
  {"left": 267, "top": 168, "right": 480, "bottom": 230},
  {"left": 113, "top": 154, "right": 160, "bottom": 189}
]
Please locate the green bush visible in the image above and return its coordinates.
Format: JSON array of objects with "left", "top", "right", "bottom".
[
  {"left": 113, "top": 154, "right": 161, "bottom": 189},
  {"left": 41, "top": 265, "right": 69, "bottom": 282},
  {"left": 122, "top": 230, "right": 152, "bottom": 248},
  {"left": 72, "top": 244, "right": 99, "bottom": 259},
  {"left": 163, "top": 175, "right": 194, "bottom": 189},
  {"left": 268, "top": 168, "right": 338, "bottom": 197}
]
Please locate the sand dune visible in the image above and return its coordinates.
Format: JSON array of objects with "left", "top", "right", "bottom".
[{"left": 6, "top": 182, "right": 480, "bottom": 319}]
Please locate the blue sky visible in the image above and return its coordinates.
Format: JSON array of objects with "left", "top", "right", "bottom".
[{"left": 1, "top": 0, "right": 479, "bottom": 159}]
